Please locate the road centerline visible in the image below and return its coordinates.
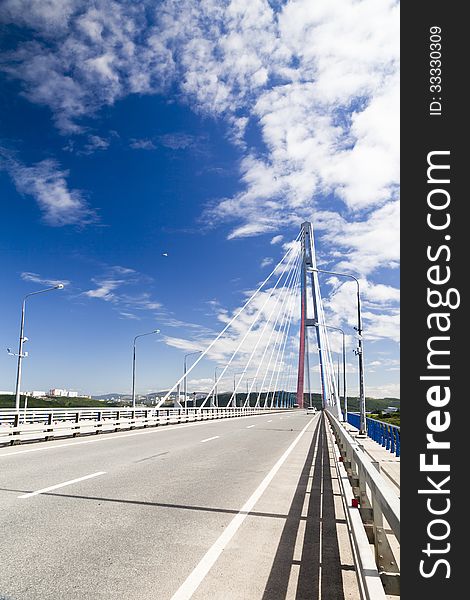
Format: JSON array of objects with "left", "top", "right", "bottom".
[
  {"left": 200, "top": 436, "right": 220, "bottom": 443},
  {"left": 246, "top": 425, "right": 255, "bottom": 429},
  {"left": 18, "top": 471, "right": 106, "bottom": 499}
]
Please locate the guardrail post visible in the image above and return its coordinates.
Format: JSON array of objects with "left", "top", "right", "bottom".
[
  {"left": 372, "top": 491, "right": 400, "bottom": 595},
  {"left": 395, "top": 430, "right": 400, "bottom": 457},
  {"left": 10, "top": 413, "right": 21, "bottom": 445},
  {"left": 44, "top": 412, "right": 54, "bottom": 441},
  {"left": 96, "top": 411, "right": 102, "bottom": 434},
  {"left": 115, "top": 410, "right": 120, "bottom": 432},
  {"left": 73, "top": 411, "right": 80, "bottom": 437}
]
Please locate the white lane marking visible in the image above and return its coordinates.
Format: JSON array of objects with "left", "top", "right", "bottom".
[
  {"left": 18, "top": 471, "right": 106, "bottom": 499},
  {"left": 267, "top": 420, "right": 273, "bottom": 423},
  {"left": 0, "top": 411, "right": 294, "bottom": 458},
  {"left": 200, "top": 436, "right": 219, "bottom": 443},
  {"left": 170, "top": 418, "right": 314, "bottom": 600},
  {"left": 246, "top": 425, "right": 255, "bottom": 429},
  {"left": 0, "top": 424, "right": 198, "bottom": 457}
]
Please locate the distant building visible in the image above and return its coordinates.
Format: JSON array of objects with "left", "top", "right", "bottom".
[
  {"left": 48, "top": 389, "right": 80, "bottom": 398},
  {"left": 27, "top": 391, "right": 46, "bottom": 398}
]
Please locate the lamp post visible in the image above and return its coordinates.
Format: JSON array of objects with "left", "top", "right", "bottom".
[
  {"left": 132, "top": 330, "right": 160, "bottom": 410},
  {"left": 184, "top": 351, "right": 202, "bottom": 409},
  {"left": 14, "top": 284, "right": 64, "bottom": 414},
  {"left": 309, "top": 267, "right": 365, "bottom": 434},
  {"left": 314, "top": 322, "right": 347, "bottom": 422}
]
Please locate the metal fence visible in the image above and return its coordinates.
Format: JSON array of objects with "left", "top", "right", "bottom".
[
  {"left": 347, "top": 412, "right": 400, "bottom": 457},
  {"left": 326, "top": 410, "right": 400, "bottom": 598},
  {"left": 0, "top": 406, "right": 280, "bottom": 446}
]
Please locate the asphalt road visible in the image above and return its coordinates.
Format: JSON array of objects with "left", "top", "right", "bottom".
[{"left": 0, "top": 411, "right": 359, "bottom": 600}]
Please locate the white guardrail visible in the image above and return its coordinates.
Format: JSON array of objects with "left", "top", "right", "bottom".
[
  {"left": 0, "top": 407, "right": 280, "bottom": 446},
  {"left": 326, "top": 410, "right": 400, "bottom": 599}
]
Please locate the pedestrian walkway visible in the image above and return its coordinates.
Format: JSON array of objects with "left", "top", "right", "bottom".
[{"left": 343, "top": 422, "right": 400, "bottom": 495}]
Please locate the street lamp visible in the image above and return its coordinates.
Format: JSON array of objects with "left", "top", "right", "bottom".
[
  {"left": 13, "top": 284, "right": 64, "bottom": 414},
  {"left": 184, "top": 350, "right": 202, "bottom": 409},
  {"left": 132, "top": 330, "right": 160, "bottom": 410},
  {"left": 314, "top": 322, "right": 347, "bottom": 422},
  {"left": 309, "top": 267, "right": 366, "bottom": 434}
]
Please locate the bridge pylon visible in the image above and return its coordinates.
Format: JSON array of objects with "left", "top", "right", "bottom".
[{"left": 296, "top": 222, "right": 342, "bottom": 419}]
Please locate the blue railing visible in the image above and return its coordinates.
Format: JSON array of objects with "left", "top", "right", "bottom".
[{"left": 346, "top": 412, "right": 400, "bottom": 457}]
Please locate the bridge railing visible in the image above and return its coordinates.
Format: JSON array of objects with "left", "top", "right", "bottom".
[
  {"left": 0, "top": 406, "right": 281, "bottom": 446},
  {"left": 347, "top": 412, "right": 400, "bottom": 457},
  {"left": 326, "top": 410, "right": 400, "bottom": 598}
]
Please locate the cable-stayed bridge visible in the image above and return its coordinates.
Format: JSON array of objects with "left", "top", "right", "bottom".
[{"left": 0, "top": 223, "right": 400, "bottom": 600}]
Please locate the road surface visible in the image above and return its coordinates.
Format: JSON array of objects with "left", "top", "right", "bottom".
[{"left": 0, "top": 411, "right": 360, "bottom": 600}]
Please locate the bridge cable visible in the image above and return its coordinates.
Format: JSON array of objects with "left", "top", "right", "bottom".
[
  {"left": 198, "top": 238, "right": 301, "bottom": 407},
  {"left": 240, "top": 251, "right": 302, "bottom": 408},
  {"left": 260, "top": 257, "right": 302, "bottom": 408},
  {"left": 155, "top": 232, "right": 301, "bottom": 408}
]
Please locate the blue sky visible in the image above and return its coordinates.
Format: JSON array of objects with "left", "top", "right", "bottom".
[{"left": 0, "top": 0, "right": 399, "bottom": 398}]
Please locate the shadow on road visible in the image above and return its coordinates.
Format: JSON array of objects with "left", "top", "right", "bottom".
[{"left": 262, "top": 415, "right": 346, "bottom": 600}]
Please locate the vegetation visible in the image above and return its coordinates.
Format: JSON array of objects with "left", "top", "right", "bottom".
[
  {"left": 367, "top": 410, "right": 400, "bottom": 427},
  {"left": 0, "top": 392, "right": 400, "bottom": 420},
  {"left": 0, "top": 394, "right": 121, "bottom": 409}
]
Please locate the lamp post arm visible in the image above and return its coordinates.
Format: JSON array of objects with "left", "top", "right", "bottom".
[
  {"left": 310, "top": 266, "right": 366, "bottom": 433},
  {"left": 132, "top": 330, "right": 159, "bottom": 410},
  {"left": 14, "top": 285, "right": 64, "bottom": 414}
]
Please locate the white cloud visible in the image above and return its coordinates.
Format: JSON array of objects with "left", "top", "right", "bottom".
[
  {"left": 0, "top": 152, "right": 95, "bottom": 226},
  {"left": 270, "top": 235, "right": 283, "bottom": 245},
  {"left": 2, "top": 1, "right": 399, "bottom": 260},
  {"left": 364, "top": 382, "right": 400, "bottom": 399},
  {"left": 187, "top": 378, "right": 214, "bottom": 390},
  {"left": 0, "top": 0, "right": 80, "bottom": 34},
  {"left": 20, "top": 272, "right": 71, "bottom": 287},
  {"left": 0, "top": 1, "right": 174, "bottom": 132},
  {"left": 130, "top": 138, "right": 156, "bottom": 150},
  {"left": 83, "top": 135, "right": 110, "bottom": 153},
  {"left": 84, "top": 278, "right": 123, "bottom": 301},
  {"left": 119, "top": 312, "right": 140, "bottom": 320},
  {"left": 1, "top": 0, "right": 400, "bottom": 376},
  {"left": 260, "top": 257, "right": 273, "bottom": 268},
  {"left": 158, "top": 132, "right": 197, "bottom": 150},
  {"left": 322, "top": 278, "right": 400, "bottom": 342},
  {"left": 315, "top": 201, "right": 400, "bottom": 275},
  {"left": 83, "top": 265, "right": 162, "bottom": 311}
]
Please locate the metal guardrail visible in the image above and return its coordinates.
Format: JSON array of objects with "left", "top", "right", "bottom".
[
  {"left": 347, "top": 412, "right": 400, "bottom": 457},
  {"left": 0, "top": 407, "right": 280, "bottom": 446},
  {"left": 326, "top": 410, "right": 400, "bottom": 598}
]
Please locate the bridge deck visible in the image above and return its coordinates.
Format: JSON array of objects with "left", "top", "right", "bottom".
[{"left": 0, "top": 412, "right": 361, "bottom": 599}]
